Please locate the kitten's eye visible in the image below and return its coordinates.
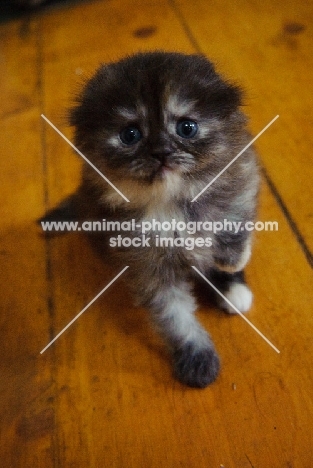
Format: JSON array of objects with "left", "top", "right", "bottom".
[
  {"left": 176, "top": 120, "right": 198, "bottom": 139},
  {"left": 119, "top": 126, "right": 142, "bottom": 145}
]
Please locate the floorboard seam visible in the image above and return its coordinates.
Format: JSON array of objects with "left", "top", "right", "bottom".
[
  {"left": 168, "top": 0, "right": 203, "bottom": 53},
  {"left": 36, "top": 17, "right": 59, "bottom": 468},
  {"left": 262, "top": 166, "right": 313, "bottom": 269}
]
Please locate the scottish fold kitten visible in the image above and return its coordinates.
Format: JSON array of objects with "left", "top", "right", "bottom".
[{"left": 43, "top": 52, "right": 259, "bottom": 388}]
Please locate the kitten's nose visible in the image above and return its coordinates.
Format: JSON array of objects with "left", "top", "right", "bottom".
[{"left": 151, "top": 148, "right": 173, "bottom": 163}]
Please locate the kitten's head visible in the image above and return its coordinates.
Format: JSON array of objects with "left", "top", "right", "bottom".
[{"left": 70, "top": 52, "right": 245, "bottom": 192}]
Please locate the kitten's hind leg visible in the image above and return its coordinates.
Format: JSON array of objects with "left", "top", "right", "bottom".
[
  {"left": 140, "top": 282, "right": 220, "bottom": 388},
  {"left": 209, "top": 269, "right": 253, "bottom": 314}
]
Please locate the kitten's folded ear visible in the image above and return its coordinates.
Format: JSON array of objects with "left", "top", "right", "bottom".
[
  {"left": 208, "top": 80, "right": 243, "bottom": 119},
  {"left": 68, "top": 63, "right": 114, "bottom": 131}
]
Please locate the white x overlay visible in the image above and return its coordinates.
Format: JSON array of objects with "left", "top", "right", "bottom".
[
  {"left": 40, "top": 114, "right": 280, "bottom": 355},
  {"left": 192, "top": 115, "right": 279, "bottom": 202},
  {"left": 192, "top": 267, "right": 280, "bottom": 353},
  {"left": 41, "top": 114, "right": 129, "bottom": 202},
  {"left": 40, "top": 266, "right": 129, "bottom": 354}
]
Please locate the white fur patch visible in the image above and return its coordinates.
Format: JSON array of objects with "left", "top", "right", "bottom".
[
  {"left": 197, "top": 117, "right": 224, "bottom": 139},
  {"left": 106, "top": 135, "right": 121, "bottom": 148},
  {"left": 115, "top": 107, "right": 138, "bottom": 120},
  {"left": 115, "top": 105, "right": 147, "bottom": 120},
  {"left": 166, "top": 94, "right": 196, "bottom": 119},
  {"left": 222, "top": 283, "right": 253, "bottom": 314},
  {"left": 152, "top": 283, "right": 209, "bottom": 348}
]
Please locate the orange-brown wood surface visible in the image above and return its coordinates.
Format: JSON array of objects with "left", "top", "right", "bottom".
[{"left": 0, "top": 1, "right": 312, "bottom": 467}]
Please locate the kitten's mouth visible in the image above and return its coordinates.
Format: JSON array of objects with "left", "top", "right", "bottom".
[
  {"left": 154, "top": 162, "right": 177, "bottom": 180},
  {"left": 160, "top": 162, "right": 175, "bottom": 172},
  {"left": 143, "top": 152, "right": 186, "bottom": 183}
]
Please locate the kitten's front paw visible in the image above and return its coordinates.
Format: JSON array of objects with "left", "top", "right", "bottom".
[
  {"left": 173, "top": 344, "right": 220, "bottom": 388},
  {"left": 221, "top": 283, "right": 253, "bottom": 314}
]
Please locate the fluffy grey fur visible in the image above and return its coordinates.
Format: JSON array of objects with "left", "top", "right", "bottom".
[{"left": 43, "top": 52, "right": 260, "bottom": 388}]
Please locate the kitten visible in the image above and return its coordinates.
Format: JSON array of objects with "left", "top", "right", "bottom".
[{"left": 42, "top": 52, "right": 260, "bottom": 388}]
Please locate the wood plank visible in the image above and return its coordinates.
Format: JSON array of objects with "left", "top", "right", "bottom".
[
  {"left": 174, "top": 0, "right": 313, "bottom": 255},
  {"left": 0, "top": 19, "right": 40, "bottom": 120},
  {"left": 0, "top": 17, "right": 56, "bottom": 467},
  {"left": 0, "top": 107, "right": 55, "bottom": 465}
]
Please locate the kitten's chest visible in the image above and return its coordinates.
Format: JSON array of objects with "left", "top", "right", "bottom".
[
  {"left": 141, "top": 201, "right": 185, "bottom": 237},
  {"left": 139, "top": 197, "right": 214, "bottom": 267}
]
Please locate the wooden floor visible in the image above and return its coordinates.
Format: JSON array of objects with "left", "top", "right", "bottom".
[{"left": 1, "top": 0, "right": 313, "bottom": 466}]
